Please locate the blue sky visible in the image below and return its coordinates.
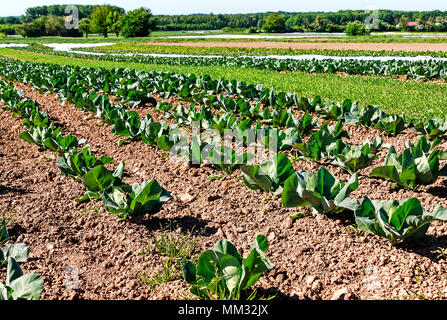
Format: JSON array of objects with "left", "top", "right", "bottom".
[{"left": 2, "top": 0, "right": 447, "bottom": 16}]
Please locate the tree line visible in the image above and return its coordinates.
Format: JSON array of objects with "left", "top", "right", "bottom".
[
  {"left": 156, "top": 10, "right": 447, "bottom": 32},
  {"left": 3, "top": 6, "right": 447, "bottom": 38},
  {"left": 9, "top": 5, "right": 156, "bottom": 38}
]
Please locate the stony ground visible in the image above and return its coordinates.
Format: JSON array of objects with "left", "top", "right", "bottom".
[{"left": 2, "top": 81, "right": 447, "bottom": 300}]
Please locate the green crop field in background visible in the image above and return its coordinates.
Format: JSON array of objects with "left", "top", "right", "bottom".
[{"left": 1, "top": 47, "right": 446, "bottom": 121}]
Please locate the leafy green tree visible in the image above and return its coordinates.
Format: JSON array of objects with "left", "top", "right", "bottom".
[
  {"left": 0, "top": 24, "right": 19, "bottom": 35},
  {"left": 90, "top": 5, "right": 117, "bottom": 37},
  {"left": 345, "top": 21, "right": 370, "bottom": 36},
  {"left": 23, "top": 5, "right": 124, "bottom": 22},
  {"left": 310, "top": 14, "right": 330, "bottom": 32},
  {"left": 78, "top": 18, "right": 91, "bottom": 38},
  {"left": 262, "top": 13, "right": 286, "bottom": 33},
  {"left": 16, "top": 17, "right": 46, "bottom": 37},
  {"left": 44, "top": 15, "right": 64, "bottom": 36},
  {"left": 106, "top": 11, "right": 121, "bottom": 37},
  {"left": 119, "top": 8, "right": 155, "bottom": 38}
]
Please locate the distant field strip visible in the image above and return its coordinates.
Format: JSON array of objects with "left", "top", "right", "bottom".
[
  {"left": 1, "top": 47, "right": 447, "bottom": 120},
  {"left": 12, "top": 43, "right": 447, "bottom": 81}
]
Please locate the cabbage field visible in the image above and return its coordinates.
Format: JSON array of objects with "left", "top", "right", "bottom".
[{"left": 2, "top": 37, "right": 447, "bottom": 303}]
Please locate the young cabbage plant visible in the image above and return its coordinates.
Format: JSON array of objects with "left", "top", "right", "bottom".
[
  {"left": 414, "top": 118, "right": 447, "bottom": 140},
  {"left": 157, "top": 127, "right": 189, "bottom": 153},
  {"left": 330, "top": 137, "right": 382, "bottom": 174},
  {"left": 112, "top": 111, "right": 146, "bottom": 146},
  {"left": 239, "top": 101, "right": 261, "bottom": 119},
  {"left": 355, "top": 197, "right": 447, "bottom": 245},
  {"left": 282, "top": 167, "right": 359, "bottom": 214},
  {"left": 121, "top": 90, "right": 157, "bottom": 108},
  {"left": 140, "top": 117, "right": 169, "bottom": 146},
  {"left": 211, "top": 113, "right": 237, "bottom": 135},
  {"left": 240, "top": 153, "right": 294, "bottom": 195},
  {"left": 155, "top": 101, "right": 174, "bottom": 115},
  {"left": 19, "top": 124, "right": 62, "bottom": 149},
  {"left": 208, "top": 147, "right": 254, "bottom": 175},
  {"left": 0, "top": 243, "right": 29, "bottom": 266},
  {"left": 373, "top": 114, "right": 407, "bottom": 136},
  {"left": 259, "top": 127, "right": 302, "bottom": 152},
  {"left": 294, "top": 125, "right": 337, "bottom": 161},
  {"left": 0, "top": 244, "right": 43, "bottom": 300},
  {"left": 315, "top": 99, "right": 353, "bottom": 121},
  {"left": 295, "top": 113, "right": 318, "bottom": 137},
  {"left": 326, "top": 120, "right": 349, "bottom": 139},
  {"left": 21, "top": 107, "right": 49, "bottom": 129},
  {"left": 270, "top": 108, "right": 296, "bottom": 128},
  {"left": 101, "top": 180, "right": 171, "bottom": 221},
  {"left": 404, "top": 136, "right": 442, "bottom": 153},
  {"left": 345, "top": 104, "right": 384, "bottom": 127},
  {"left": 369, "top": 143, "right": 447, "bottom": 189},
  {"left": 181, "top": 235, "right": 274, "bottom": 300},
  {"left": 56, "top": 146, "right": 114, "bottom": 179},
  {"left": 171, "top": 105, "right": 213, "bottom": 128},
  {"left": 77, "top": 163, "right": 125, "bottom": 202},
  {"left": 43, "top": 135, "right": 83, "bottom": 154},
  {"left": 296, "top": 96, "right": 319, "bottom": 113},
  {"left": 0, "top": 257, "right": 44, "bottom": 300}
]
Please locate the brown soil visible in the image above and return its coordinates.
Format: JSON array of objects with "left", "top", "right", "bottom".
[
  {"left": 140, "top": 41, "right": 447, "bottom": 52},
  {"left": 2, "top": 82, "right": 447, "bottom": 300}
]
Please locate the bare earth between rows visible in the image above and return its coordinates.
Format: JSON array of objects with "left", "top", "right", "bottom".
[
  {"left": 1, "top": 81, "right": 447, "bottom": 300},
  {"left": 140, "top": 41, "right": 447, "bottom": 52}
]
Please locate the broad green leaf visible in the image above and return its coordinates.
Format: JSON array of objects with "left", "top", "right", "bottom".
[{"left": 82, "top": 165, "right": 115, "bottom": 193}]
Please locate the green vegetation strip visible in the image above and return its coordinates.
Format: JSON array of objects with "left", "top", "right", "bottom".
[
  {"left": 1, "top": 48, "right": 446, "bottom": 120},
  {"left": 90, "top": 43, "right": 447, "bottom": 58},
  {"left": 18, "top": 44, "right": 447, "bottom": 81}
]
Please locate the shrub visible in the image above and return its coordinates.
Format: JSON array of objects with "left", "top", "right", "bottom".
[
  {"left": 262, "top": 13, "right": 286, "bottom": 33},
  {"left": 345, "top": 21, "right": 370, "bottom": 36},
  {"left": 246, "top": 26, "right": 259, "bottom": 33},
  {"left": 16, "top": 17, "right": 46, "bottom": 37},
  {"left": 78, "top": 18, "right": 91, "bottom": 38}
]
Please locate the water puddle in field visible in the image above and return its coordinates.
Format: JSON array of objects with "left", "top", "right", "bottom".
[
  {"left": 43, "top": 42, "right": 114, "bottom": 55},
  {"left": 2, "top": 42, "right": 447, "bottom": 62}
]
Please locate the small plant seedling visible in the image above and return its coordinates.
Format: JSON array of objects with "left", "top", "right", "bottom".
[
  {"left": 139, "top": 259, "right": 182, "bottom": 290},
  {"left": 400, "top": 293, "right": 427, "bottom": 300},
  {"left": 289, "top": 212, "right": 306, "bottom": 220},
  {"left": 0, "top": 210, "right": 13, "bottom": 242},
  {"left": 44, "top": 153, "right": 56, "bottom": 160},
  {"left": 344, "top": 224, "right": 364, "bottom": 237},
  {"left": 207, "top": 175, "right": 223, "bottom": 181},
  {"left": 435, "top": 247, "right": 447, "bottom": 260},
  {"left": 152, "top": 232, "right": 198, "bottom": 262}
]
